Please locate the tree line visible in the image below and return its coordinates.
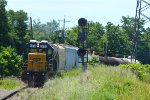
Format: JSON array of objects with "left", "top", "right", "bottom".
[
  {"left": 0, "top": 0, "right": 150, "bottom": 76},
  {"left": 66, "top": 17, "right": 150, "bottom": 64}
]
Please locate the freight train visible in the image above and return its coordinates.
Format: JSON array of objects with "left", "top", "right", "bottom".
[{"left": 21, "top": 40, "right": 79, "bottom": 87}]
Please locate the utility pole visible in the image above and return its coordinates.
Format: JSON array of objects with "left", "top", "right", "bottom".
[
  {"left": 58, "top": 17, "right": 70, "bottom": 43},
  {"left": 133, "top": 0, "right": 150, "bottom": 62},
  {"left": 30, "top": 17, "right": 33, "bottom": 39}
]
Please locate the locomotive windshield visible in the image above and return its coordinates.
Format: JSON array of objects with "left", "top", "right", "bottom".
[
  {"left": 23, "top": 41, "right": 54, "bottom": 60},
  {"left": 38, "top": 49, "right": 46, "bottom": 53},
  {"left": 29, "top": 49, "right": 38, "bottom": 53},
  {"left": 28, "top": 44, "right": 53, "bottom": 55}
]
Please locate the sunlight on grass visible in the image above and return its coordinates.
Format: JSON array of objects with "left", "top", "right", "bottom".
[
  {"left": 29, "top": 65, "right": 150, "bottom": 100},
  {"left": 0, "top": 78, "right": 24, "bottom": 90}
]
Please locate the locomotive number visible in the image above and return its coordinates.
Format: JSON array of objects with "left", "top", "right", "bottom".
[
  {"left": 30, "top": 44, "right": 36, "bottom": 48},
  {"left": 40, "top": 44, "right": 47, "bottom": 48}
]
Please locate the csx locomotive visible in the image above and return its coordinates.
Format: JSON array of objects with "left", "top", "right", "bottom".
[{"left": 21, "top": 40, "right": 79, "bottom": 87}]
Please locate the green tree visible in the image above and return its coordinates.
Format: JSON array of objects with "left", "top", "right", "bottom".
[
  {"left": 120, "top": 16, "right": 150, "bottom": 63},
  {"left": 65, "top": 22, "right": 105, "bottom": 54},
  {"left": 65, "top": 26, "right": 78, "bottom": 46},
  {"left": 136, "top": 28, "right": 150, "bottom": 64},
  {"left": 46, "top": 20, "right": 59, "bottom": 43},
  {"left": 0, "top": 47, "right": 22, "bottom": 77},
  {"left": 33, "top": 19, "right": 59, "bottom": 43},
  {"left": 87, "top": 22, "right": 105, "bottom": 53},
  {"left": 121, "top": 16, "right": 135, "bottom": 40},
  {"left": 105, "top": 22, "right": 131, "bottom": 57},
  {"left": 7, "top": 10, "right": 29, "bottom": 53},
  {"left": 32, "top": 19, "right": 43, "bottom": 40},
  {"left": 0, "top": 0, "right": 9, "bottom": 46}
]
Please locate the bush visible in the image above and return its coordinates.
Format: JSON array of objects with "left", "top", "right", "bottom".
[
  {"left": 119, "top": 64, "right": 150, "bottom": 83},
  {"left": 0, "top": 46, "right": 22, "bottom": 77},
  {"left": 88, "top": 55, "right": 99, "bottom": 66}
]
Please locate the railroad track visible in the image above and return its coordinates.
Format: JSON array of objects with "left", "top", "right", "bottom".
[{"left": 1, "top": 86, "right": 28, "bottom": 100}]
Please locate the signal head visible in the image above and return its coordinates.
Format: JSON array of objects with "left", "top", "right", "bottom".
[
  {"left": 77, "top": 48, "right": 86, "bottom": 57},
  {"left": 78, "top": 18, "right": 87, "bottom": 27},
  {"left": 78, "top": 33, "right": 86, "bottom": 42}
]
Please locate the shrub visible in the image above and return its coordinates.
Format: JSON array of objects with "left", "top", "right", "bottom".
[
  {"left": 119, "top": 64, "right": 150, "bottom": 83},
  {"left": 0, "top": 46, "right": 22, "bottom": 77},
  {"left": 88, "top": 55, "right": 99, "bottom": 66}
]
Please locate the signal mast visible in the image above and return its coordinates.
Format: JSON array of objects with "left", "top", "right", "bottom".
[{"left": 77, "top": 18, "right": 88, "bottom": 72}]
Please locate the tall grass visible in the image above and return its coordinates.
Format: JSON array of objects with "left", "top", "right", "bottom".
[
  {"left": 29, "top": 65, "right": 150, "bottom": 100},
  {"left": 0, "top": 78, "right": 24, "bottom": 90},
  {"left": 120, "top": 64, "right": 150, "bottom": 83}
]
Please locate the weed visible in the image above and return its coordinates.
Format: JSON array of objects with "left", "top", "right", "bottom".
[{"left": 29, "top": 65, "right": 150, "bottom": 100}]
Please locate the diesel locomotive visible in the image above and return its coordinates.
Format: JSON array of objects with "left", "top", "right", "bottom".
[
  {"left": 21, "top": 40, "right": 79, "bottom": 87},
  {"left": 21, "top": 40, "right": 57, "bottom": 87}
]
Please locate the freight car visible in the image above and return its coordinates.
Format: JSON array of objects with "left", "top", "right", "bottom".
[
  {"left": 21, "top": 40, "right": 79, "bottom": 87},
  {"left": 99, "top": 56, "right": 129, "bottom": 66}
]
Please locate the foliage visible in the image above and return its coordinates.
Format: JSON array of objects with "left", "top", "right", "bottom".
[
  {"left": 29, "top": 65, "right": 150, "bottom": 100},
  {"left": 7, "top": 10, "right": 29, "bottom": 53},
  {"left": 0, "top": 0, "right": 9, "bottom": 46},
  {"left": 87, "top": 22, "right": 105, "bottom": 53},
  {"left": 135, "top": 28, "right": 150, "bottom": 64},
  {"left": 136, "top": 42, "right": 150, "bottom": 64},
  {"left": 65, "top": 16, "right": 150, "bottom": 64},
  {"left": 0, "top": 47, "right": 22, "bottom": 77},
  {"left": 120, "top": 64, "right": 150, "bottom": 83},
  {"left": 105, "top": 22, "right": 132, "bottom": 57},
  {"left": 1, "top": 0, "right": 150, "bottom": 78},
  {"left": 121, "top": 16, "right": 135, "bottom": 40},
  {"left": 88, "top": 55, "right": 99, "bottom": 66},
  {"left": 33, "top": 19, "right": 59, "bottom": 43},
  {"left": 65, "top": 27, "right": 78, "bottom": 46}
]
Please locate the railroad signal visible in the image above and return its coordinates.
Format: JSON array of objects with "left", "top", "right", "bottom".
[
  {"left": 77, "top": 18, "right": 88, "bottom": 71},
  {"left": 78, "top": 32, "right": 86, "bottom": 42},
  {"left": 78, "top": 18, "right": 87, "bottom": 27},
  {"left": 77, "top": 48, "right": 86, "bottom": 57}
]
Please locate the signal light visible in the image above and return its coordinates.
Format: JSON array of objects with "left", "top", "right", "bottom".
[
  {"left": 77, "top": 48, "right": 86, "bottom": 57},
  {"left": 78, "top": 18, "right": 87, "bottom": 27},
  {"left": 78, "top": 33, "right": 86, "bottom": 42}
]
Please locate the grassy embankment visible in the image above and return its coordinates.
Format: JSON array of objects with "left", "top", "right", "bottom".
[
  {"left": 29, "top": 64, "right": 150, "bottom": 100},
  {"left": 0, "top": 78, "right": 25, "bottom": 90}
]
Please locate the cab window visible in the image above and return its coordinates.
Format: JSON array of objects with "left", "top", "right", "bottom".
[
  {"left": 39, "top": 49, "right": 46, "bottom": 53},
  {"left": 29, "top": 49, "right": 37, "bottom": 53}
]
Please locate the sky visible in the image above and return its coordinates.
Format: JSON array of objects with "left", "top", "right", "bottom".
[{"left": 6, "top": 0, "right": 138, "bottom": 28}]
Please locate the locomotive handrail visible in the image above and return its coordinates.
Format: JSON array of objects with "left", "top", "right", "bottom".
[
  {"left": 48, "top": 59, "right": 54, "bottom": 67},
  {"left": 22, "top": 60, "right": 28, "bottom": 71},
  {"left": 23, "top": 60, "right": 28, "bottom": 66}
]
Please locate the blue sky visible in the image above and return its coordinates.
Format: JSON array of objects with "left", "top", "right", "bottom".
[{"left": 6, "top": 0, "right": 137, "bottom": 28}]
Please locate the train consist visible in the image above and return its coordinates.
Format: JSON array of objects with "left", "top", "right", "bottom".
[
  {"left": 21, "top": 40, "right": 131, "bottom": 87},
  {"left": 21, "top": 40, "right": 79, "bottom": 87}
]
